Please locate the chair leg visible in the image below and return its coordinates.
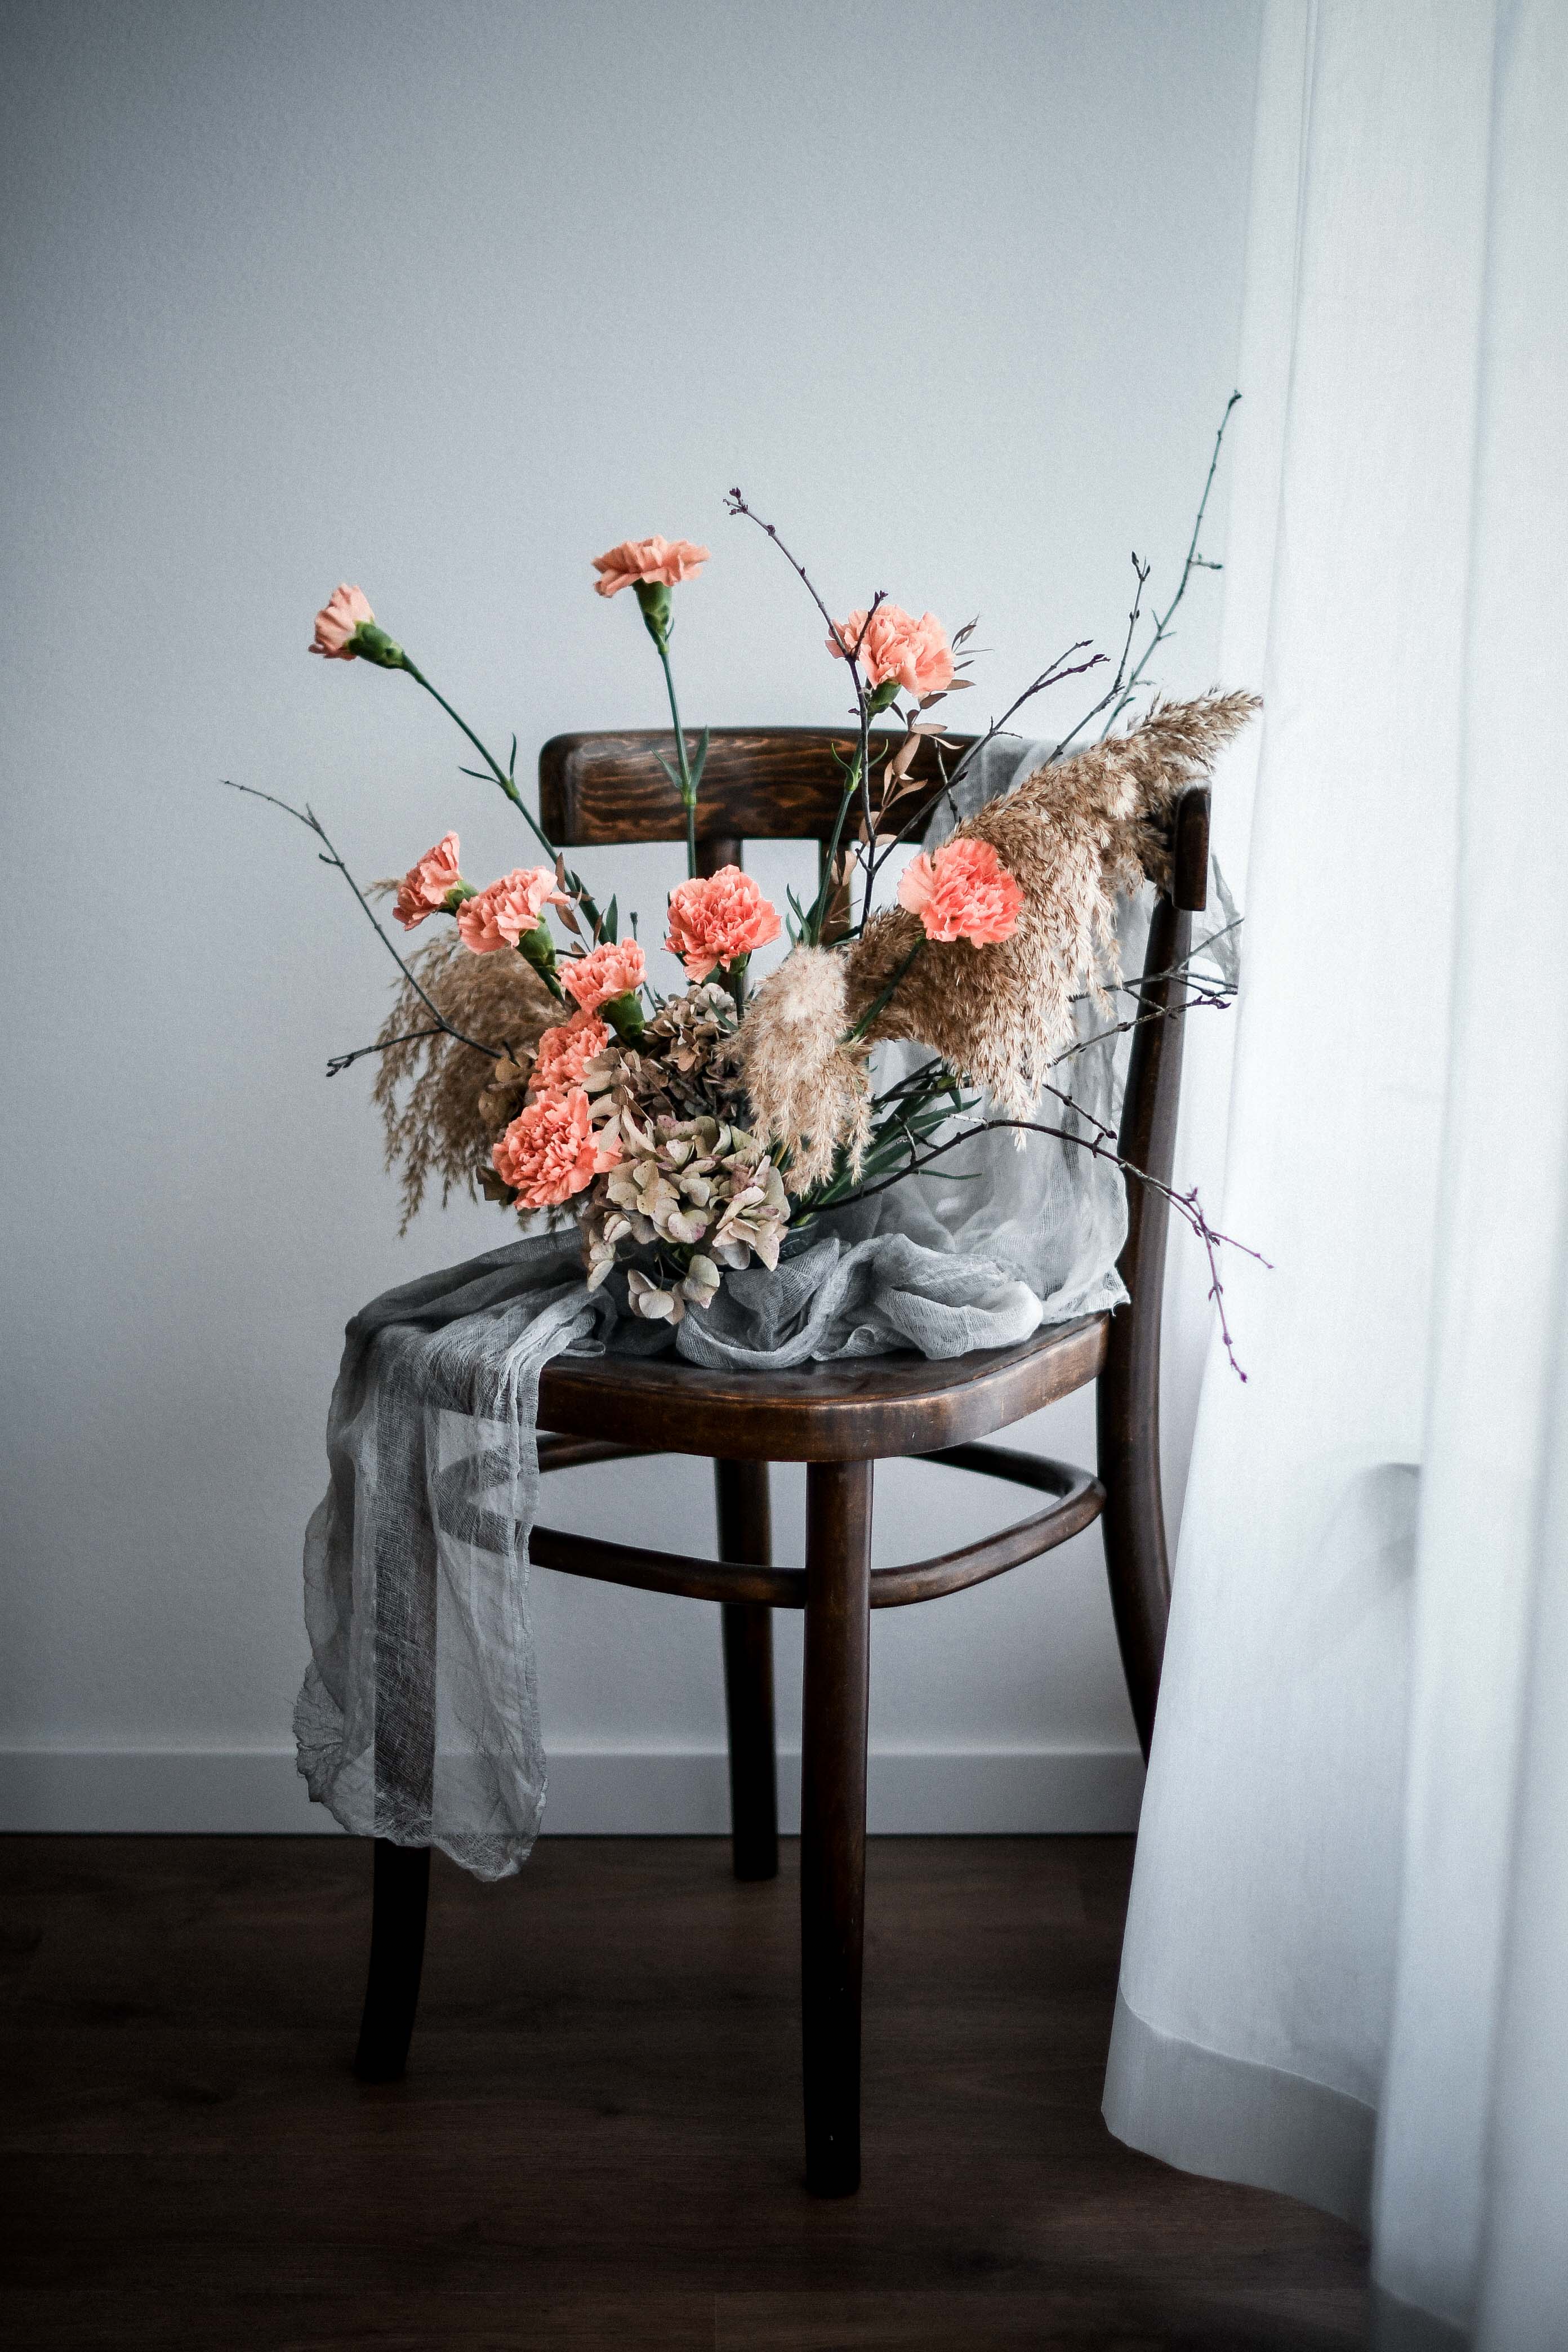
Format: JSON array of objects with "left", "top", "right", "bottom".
[
  {"left": 799, "top": 1457, "right": 873, "bottom": 2197},
  {"left": 715, "top": 1459, "right": 778, "bottom": 1883},
  {"left": 353, "top": 1838, "right": 431, "bottom": 2083}
]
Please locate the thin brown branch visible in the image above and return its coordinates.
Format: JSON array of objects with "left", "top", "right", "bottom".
[
  {"left": 833, "top": 1110, "right": 1268, "bottom": 1378},
  {"left": 326, "top": 1027, "right": 447, "bottom": 1077},
  {"left": 223, "top": 780, "right": 500, "bottom": 1063}
]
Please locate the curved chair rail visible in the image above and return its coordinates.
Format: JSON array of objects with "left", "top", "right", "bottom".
[{"left": 533, "top": 1436, "right": 1104, "bottom": 1611}]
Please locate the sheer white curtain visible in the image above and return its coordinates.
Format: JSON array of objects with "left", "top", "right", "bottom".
[{"left": 1104, "top": 3, "right": 1568, "bottom": 2345}]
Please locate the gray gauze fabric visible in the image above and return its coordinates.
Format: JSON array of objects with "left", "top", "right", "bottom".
[{"left": 296, "top": 737, "right": 1136, "bottom": 1879}]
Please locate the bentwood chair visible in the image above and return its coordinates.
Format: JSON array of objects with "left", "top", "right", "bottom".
[{"left": 352, "top": 729, "right": 1211, "bottom": 2198}]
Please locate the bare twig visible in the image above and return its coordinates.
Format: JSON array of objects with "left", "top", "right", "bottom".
[
  {"left": 832, "top": 1109, "right": 1268, "bottom": 1378},
  {"left": 326, "top": 1027, "right": 445, "bottom": 1077},
  {"left": 1050, "top": 549, "right": 1152, "bottom": 760},
  {"left": 223, "top": 781, "right": 500, "bottom": 1063},
  {"left": 725, "top": 488, "right": 866, "bottom": 678},
  {"left": 1089, "top": 391, "right": 1240, "bottom": 745}
]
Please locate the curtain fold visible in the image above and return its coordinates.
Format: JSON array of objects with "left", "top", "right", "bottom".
[{"left": 1104, "top": 2, "right": 1568, "bottom": 2341}]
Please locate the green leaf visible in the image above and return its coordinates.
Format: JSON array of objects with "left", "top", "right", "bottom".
[
  {"left": 689, "top": 725, "right": 711, "bottom": 792},
  {"left": 653, "top": 752, "right": 683, "bottom": 792},
  {"left": 602, "top": 895, "right": 618, "bottom": 943}
]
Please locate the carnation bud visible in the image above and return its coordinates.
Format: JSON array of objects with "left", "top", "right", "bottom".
[
  {"left": 516, "top": 920, "right": 564, "bottom": 998},
  {"left": 867, "top": 677, "right": 902, "bottom": 716},
  {"left": 602, "top": 990, "right": 646, "bottom": 1043},
  {"left": 634, "top": 578, "right": 672, "bottom": 649},
  {"left": 351, "top": 621, "right": 408, "bottom": 669}
]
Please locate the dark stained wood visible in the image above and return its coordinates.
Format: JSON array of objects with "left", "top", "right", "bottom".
[
  {"left": 715, "top": 1460, "right": 778, "bottom": 1883},
  {"left": 1095, "top": 801, "right": 1205, "bottom": 1757},
  {"left": 697, "top": 832, "right": 744, "bottom": 877},
  {"left": 0, "top": 1834, "right": 1370, "bottom": 2350},
  {"left": 536, "top": 1433, "right": 650, "bottom": 1473},
  {"left": 1173, "top": 783, "right": 1211, "bottom": 913},
  {"left": 866, "top": 1458, "right": 1105, "bottom": 1607},
  {"left": 530, "top": 1456, "right": 1101, "bottom": 1613},
  {"left": 799, "top": 1459, "right": 874, "bottom": 2197},
  {"left": 353, "top": 1839, "right": 430, "bottom": 2082},
  {"left": 536, "top": 1313, "right": 1108, "bottom": 1463},
  {"left": 540, "top": 727, "right": 977, "bottom": 849}
]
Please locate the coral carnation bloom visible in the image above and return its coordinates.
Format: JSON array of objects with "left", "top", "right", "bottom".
[
  {"left": 393, "top": 832, "right": 464, "bottom": 930},
  {"left": 530, "top": 1010, "right": 611, "bottom": 1096},
  {"left": 897, "top": 838, "right": 1024, "bottom": 946},
  {"left": 591, "top": 536, "right": 710, "bottom": 598},
  {"left": 492, "top": 1087, "right": 621, "bottom": 1211},
  {"left": 827, "top": 605, "right": 954, "bottom": 698},
  {"left": 561, "top": 938, "right": 647, "bottom": 1013},
  {"left": 310, "top": 583, "right": 375, "bottom": 659},
  {"left": 457, "top": 866, "right": 569, "bottom": 954},
  {"left": 665, "top": 866, "right": 781, "bottom": 980}
]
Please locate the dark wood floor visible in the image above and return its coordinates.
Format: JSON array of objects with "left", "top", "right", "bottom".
[{"left": 0, "top": 1834, "right": 1367, "bottom": 2350}]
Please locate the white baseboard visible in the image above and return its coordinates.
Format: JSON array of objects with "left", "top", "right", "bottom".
[{"left": 0, "top": 1745, "right": 1143, "bottom": 1837}]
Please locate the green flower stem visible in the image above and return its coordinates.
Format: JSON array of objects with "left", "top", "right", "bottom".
[
  {"left": 654, "top": 640, "right": 699, "bottom": 880},
  {"left": 399, "top": 657, "right": 604, "bottom": 938},
  {"left": 518, "top": 925, "right": 565, "bottom": 1001},
  {"left": 805, "top": 754, "right": 863, "bottom": 944}
]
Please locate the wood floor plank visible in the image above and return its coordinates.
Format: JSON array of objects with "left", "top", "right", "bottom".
[{"left": 0, "top": 1835, "right": 1367, "bottom": 2350}]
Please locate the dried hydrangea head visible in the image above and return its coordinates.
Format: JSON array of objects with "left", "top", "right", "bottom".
[{"left": 567, "top": 981, "right": 790, "bottom": 1310}]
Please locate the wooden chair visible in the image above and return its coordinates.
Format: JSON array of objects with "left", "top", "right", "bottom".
[{"left": 352, "top": 728, "right": 1210, "bottom": 2198}]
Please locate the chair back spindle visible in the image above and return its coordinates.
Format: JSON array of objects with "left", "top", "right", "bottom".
[{"left": 1095, "top": 785, "right": 1210, "bottom": 1750}]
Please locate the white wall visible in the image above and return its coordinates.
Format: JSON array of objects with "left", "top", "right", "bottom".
[{"left": 0, "top": 0, "right": 1260, "bottom": 1833}]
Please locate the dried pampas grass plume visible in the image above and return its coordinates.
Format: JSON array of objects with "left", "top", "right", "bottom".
[
  {"left": 733, "top": 944, "right": 872, "bottom": 1193},
  {"left": 845, "top": 692, "right": 1258, "bottom": 1118},
  {"left": 846, "top": 687, "right": 1260, "bottom": 1119},
  {"left": 372, "top": 934, "right": 556, "bottom": 1229}
]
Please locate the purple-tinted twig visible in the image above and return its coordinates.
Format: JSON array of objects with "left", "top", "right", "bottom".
[{"left": 837, "top": 1111, "right": 1268, "bottom": 1378}]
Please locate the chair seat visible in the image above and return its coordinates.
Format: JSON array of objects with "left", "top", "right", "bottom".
[{"left": 537, "top": 1312, "right": 1109, "bottom": 1463}]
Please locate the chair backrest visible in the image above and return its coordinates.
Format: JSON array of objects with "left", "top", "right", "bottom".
[{"left": 539, "top": 727, "right": 966, "bottom": 861}]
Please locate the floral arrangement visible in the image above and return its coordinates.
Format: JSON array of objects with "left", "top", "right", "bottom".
[{"left": 236, "top": 412, "right": 1259, "bottom": 1343}]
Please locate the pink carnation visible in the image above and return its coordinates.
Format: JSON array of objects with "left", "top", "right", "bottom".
[
  {"left": 664, "top": 866, "right": 781, "bottom": 980},
  {"left": 492, "top": 1088, "right": 621, "bottom": 1211},
  {"left": 530, "top": 1010, "right": 611, "bottom": 1095},
  {"left": 897, "top": 837, "right": 1024, "bottom": 946},
  {"left": 591, "top": 536, "right": 710, "bottom": 598},
  {"left": 561, "top": 938, "right": 647, "bottom": 1013},
  {"left": 457, "top": 866, "right": 569, "bottom": 954},
  {"left": 310, "top": 583, "right": 375, "bottom": 660},
  {"left": 827, "top": 604, "right": 955, "bottom": 699},
  {"left": 393, "top": 832, "right": 464, "bottom": 930}
]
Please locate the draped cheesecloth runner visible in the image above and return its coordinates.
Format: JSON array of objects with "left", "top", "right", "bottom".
[{"left": 295, "top": 740, "right": 1146, "bottom": 1879}]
